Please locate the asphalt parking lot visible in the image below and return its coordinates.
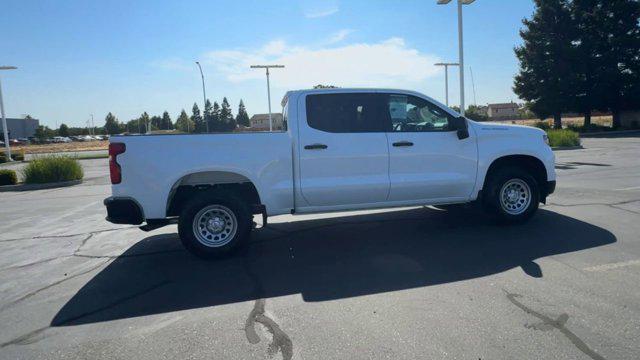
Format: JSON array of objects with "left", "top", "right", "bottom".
[{"left": 1, "top": 135, "right": 639, "bottom": 360}]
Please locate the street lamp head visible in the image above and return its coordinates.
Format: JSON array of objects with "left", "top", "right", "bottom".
[
  {"left": 437, "top": 0, "right": 475, "bottom": 4},
  {"left": 435, "top": 62, "right": 460, "bottom": 66},
  {"left": 250, "top": 65, "right": 285, "bottom": 69},
  {"left": 0, "top": 66, "right": 18, "bottom": 70}
]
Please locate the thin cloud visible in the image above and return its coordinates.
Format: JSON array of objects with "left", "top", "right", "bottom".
[
  {"left": 203, "top": 37, "right": 442, "bottom": 89},
  {"left": 327, "top": 29, "right": 353, "bottom": 44}
]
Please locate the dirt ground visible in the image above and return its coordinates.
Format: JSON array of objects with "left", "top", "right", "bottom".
[{"left": 12, "top": 141, "right": 109, "bottom": 154}]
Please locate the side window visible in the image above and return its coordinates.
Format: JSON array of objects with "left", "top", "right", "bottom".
[
  {"left": 388, "top": 95, "right": 452, "bottom": 132},
  {"left": 306, "top": 93, "right": 385, "bottom": 133},
  {"left": 282, "top": 100, "right": 288, "bottom": 131}
]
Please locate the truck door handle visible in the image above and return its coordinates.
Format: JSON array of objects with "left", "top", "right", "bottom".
[
  {"left": 304, "top": 143, "right": 328, "bottom": 150},
  {"left": 392, "top": 141, "right": 414, "bottom": 147}
]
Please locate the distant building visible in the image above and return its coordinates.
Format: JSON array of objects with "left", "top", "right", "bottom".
[
  {"left": 0, "top": 117, "right": 40, "bottom": 139},
  {"left": 250, "top": 113, "right": 284, "bottom": 130},
  {"left": 487, "top": 102, "right": 520, "bottom": 119}
]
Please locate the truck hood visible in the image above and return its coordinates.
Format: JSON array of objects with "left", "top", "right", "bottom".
[{"left": 469, "top": 120, "right": 546, "bottom": 137}]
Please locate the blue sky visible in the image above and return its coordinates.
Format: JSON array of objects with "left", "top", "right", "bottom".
[{"left": 2, "top": 0, "right": 535, "bottom": 128}]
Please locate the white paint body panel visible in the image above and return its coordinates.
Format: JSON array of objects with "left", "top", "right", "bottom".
[{"left": 109, "top": 88, "right": 556, "bottom": 221}]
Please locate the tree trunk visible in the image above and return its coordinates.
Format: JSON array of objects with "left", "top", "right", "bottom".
[
  {"left": 612, "top": 110, "right": 621, "bottom": 129},
  {"left": 553, "top": 113, "right": 562, "bottom": 129},
  {"left": 583, "top": 110, "right": 591, "bottom": 127}
]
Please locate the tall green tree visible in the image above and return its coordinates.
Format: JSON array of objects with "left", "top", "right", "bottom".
[
  {"left": 571, "top": 0, "right": 606, "bottom": 126},
  {"left": 220, "top": 97, "right": 235, "bottom": 131},
  {"left": 595, "top": 0, "right": 640, "bottom": 128},
  {"left": 138, "top": 112, "right": 150, "bottom": 133},
  {"left": 104, "top": 112, "right": 121, "bottom": 134},
  {"left": 514, "top": 0, "right": 577, "bottom": 129},
  {"left": 203, "top": 99, "right": 213, "bottom": 133},
  {"left": 236, "top": 99, "right": 250, "bottom": 127},
  {"left": 175, "top": 109, "right": 194, "bottom": 133},
  {"left": 58, "top": 123, "right": 69, "bottom": 137},
  {"left": 150, "top": 116, "right": 162, "bottom": 131},
  {"left": 209, "top": 101, "right": 223, "bottom": 131},
  {"left": 191, "top": 103, "right": 205, "bottom": 133},
  {"left": 161, "top": 111, "right": 173, "bottom": 130}
]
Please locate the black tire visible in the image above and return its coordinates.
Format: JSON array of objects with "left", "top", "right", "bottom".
[
  {"left": 178, "top": 191, "right": 252, "bottom": 259},
  {"left": 483, "top": 166, "right": 540, "bottom": 224}
]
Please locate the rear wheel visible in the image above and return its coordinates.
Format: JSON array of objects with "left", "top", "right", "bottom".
[
  {"left": 178, "top": 191, "right": 251, "bottom": 259},
  {"left": 483, "top": 167, "right": 540, "bottom": 223}
]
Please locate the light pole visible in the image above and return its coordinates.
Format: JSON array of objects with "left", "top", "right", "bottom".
[
  {"left": 437, "top": 0, "right": 475, "bottom": 116},
  {"left": 434, "top": 62, "right": 459, "bottom": 107},
  {"left": 250, "top": 65, "right": 284, "bottom": 131},
  {"left": 0, "top": 66, "right": 17, "bottom": 161},
  {"left": 195, "top": 61, "right": 208, "bottom": 133}
]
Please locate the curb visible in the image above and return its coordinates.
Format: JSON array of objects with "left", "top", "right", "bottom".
[
  {"left": 0, "top": 179, "right": 83, "bottom": 192},
  {"left": 552, "top": 145, "right": 583, "bottom": 151},
  {"left": 579, "top": 129, "right": 640, "bottom": 138}
]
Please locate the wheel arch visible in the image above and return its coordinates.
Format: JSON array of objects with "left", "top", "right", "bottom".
[
  {"left": 482, "top": 155, "right": 548, "bottom": 197},
  {"left": 166, "top": 171, "right": 262, "bottom": 217}
]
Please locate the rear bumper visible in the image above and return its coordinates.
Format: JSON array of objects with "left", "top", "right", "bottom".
[{"left": 104, "top": 197, "right": 144, "bottom": 225}]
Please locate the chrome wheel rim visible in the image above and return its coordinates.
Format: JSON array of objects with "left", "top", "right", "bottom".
[
  {"left": 499, "top": 179, "right": 531, "bottom": 215},
  {"left": 192, "top": 205, "right": 237, "bottom": 247}
]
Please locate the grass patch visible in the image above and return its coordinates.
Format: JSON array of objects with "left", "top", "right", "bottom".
[
  {"left": 547, "top": 129, "right": 581, "bottom": 147},
  {"left": 22, "top": 156, "right": 84, "bottom": 184},
  {"left": 0, "top": 169, "right": 17, "bottom": 185}
]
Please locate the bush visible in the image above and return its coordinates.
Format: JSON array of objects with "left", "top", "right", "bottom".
[
  {"left": 0, "top": 149, "right": 25, "bottom": 163},
  {"left": 22, "top": 156, "right": 83, "bottom": 184},
  {"left": 567, "top": 123, "right": 611, "bottom": 133},
  {"left": 0, "top": 169, "right": 17, "bottom": 185},
  {"left": 533, "top": 121, "right": 551, "bottom": 130},
  {"left": 547, "top": 129, "right": 580, "bottom": 147}
]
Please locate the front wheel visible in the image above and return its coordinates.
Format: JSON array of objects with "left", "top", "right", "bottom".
[
  {"left": 483, "top": 167, "right": 540, "bottom": 223},
  {"left": 178, "top": 191, "right": 252, "bottom": 259}
]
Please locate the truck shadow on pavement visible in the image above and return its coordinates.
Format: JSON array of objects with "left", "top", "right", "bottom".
[{"left": 51, "top": 207, "right": 615, "bottom": 327}]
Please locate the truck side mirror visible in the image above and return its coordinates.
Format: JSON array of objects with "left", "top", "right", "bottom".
[{"left": 453, "top": 116, "right": 469, "bottom": 140}]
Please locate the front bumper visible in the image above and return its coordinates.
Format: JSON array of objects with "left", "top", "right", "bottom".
[{"left": 104, "top": 197, "right": 144, "bottom": 225}]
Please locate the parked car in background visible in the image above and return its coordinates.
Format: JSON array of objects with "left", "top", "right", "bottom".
[{"left": 105, "top": 88, "right": 556, "bottom": 259}]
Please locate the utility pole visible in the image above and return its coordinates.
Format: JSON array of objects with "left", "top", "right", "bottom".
[
  {"left": 195, "top": 61, "right": 208, "bottom": 133},
  {"left": 437, "top": 0, "right": 476, "bottom": 116},
  {"left": 250, "top": 65, "right": 285, "bottom": 131},
  {"left": 0, "top": 66, "right": 17, "bottom": 161},
  {"left": 434, "top": 62, "right": 459, "bottom": 107}
]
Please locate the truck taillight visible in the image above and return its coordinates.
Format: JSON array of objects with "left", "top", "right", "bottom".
[{"left": 109, "top": 142, "right": 126, "bottom": 184}]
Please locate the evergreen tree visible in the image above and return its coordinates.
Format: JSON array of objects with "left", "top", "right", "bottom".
[
  {"left": 58, "top": 123, "right": 69, "bottom": 137},
  {"left": 514, "top": 0, "right": 577, "bottom": 129},
  {"left": 203, "top": 99, "right": 213, "bottom": 133},
  {"left": 104, "top": 112, "right": 121, "bottom": 134},
  {"left": 210, "top": 101, "right": 222, "bottom": 131},
  {"left": 175, "top": 109, "right": 194, "bottom": 133},
  {"left": 150, "top": 116, "right": 162, "bottom": 131},
  {"left": 138, "top": 112, "right": 150, "bottom": 133},
  {"left": 191, "top": 103, "right": 205, "bottom": 133},
  {"left": 236, "top": 99, "right": 250, "bottom": 127},
  {"left": 220, "top": 97, "right": 236, "bottom": 131},
  {"left": 161, "top": 111, "right": 173, "bottom": 130},
  {"left": 595, "top": 0, "right": 640, "bottom": 128}
]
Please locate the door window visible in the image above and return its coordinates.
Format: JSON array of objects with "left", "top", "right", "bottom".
[
  {"left": 306, "top": 93, "right": 386, "bottom": 133},
  {"left": 387, "top": 95, "right": 453, "bottom": 132}
]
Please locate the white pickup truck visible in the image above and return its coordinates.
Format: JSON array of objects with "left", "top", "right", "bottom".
[{"left": 105, "top": 88, "right": 556, "bottom": 258}]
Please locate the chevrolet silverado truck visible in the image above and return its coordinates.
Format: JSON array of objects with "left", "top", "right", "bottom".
[{"left": 104, "top": 88, "right": 556, "bottom": 259}]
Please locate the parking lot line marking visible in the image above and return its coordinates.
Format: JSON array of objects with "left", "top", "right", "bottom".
[
  {"left": 583, "top": 259, "right": 640, "bottom": 272},
  {"left": 614, "top": 186, "right": 640, "bottom": 191}
]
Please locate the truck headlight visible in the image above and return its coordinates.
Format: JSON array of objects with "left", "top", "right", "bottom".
[{"left": 543, "top": 134, "right": 550, "bottom": 146}]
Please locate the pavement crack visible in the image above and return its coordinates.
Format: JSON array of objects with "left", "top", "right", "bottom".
[
  {"left": 0, "top": 259, "right": 112, "bottom": 313},
  {"left": 51, "top": 280, "right": 172, "bottom": 326},
  {"left": 0, "top": 226, "right": 137, "bottom": 243},
  {"left": 504, "top": 290, "right": 606, "bottom": 360},
  {"left": 244, "top": 299, "right": 293, "bottom": 360}
]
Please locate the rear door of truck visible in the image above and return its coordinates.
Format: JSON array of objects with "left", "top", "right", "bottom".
[{"left": 296, "top": 92, "right": 390, "bottom": 207}]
